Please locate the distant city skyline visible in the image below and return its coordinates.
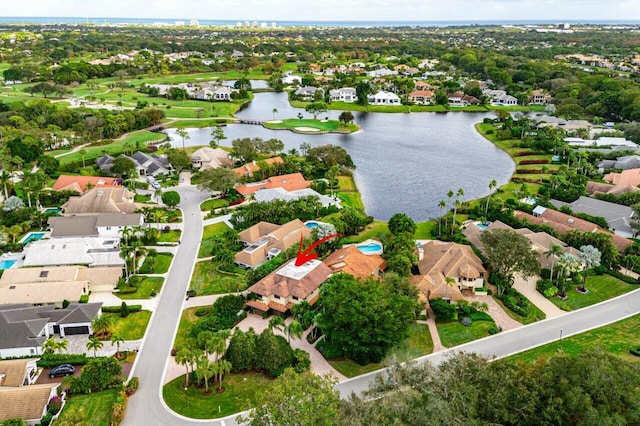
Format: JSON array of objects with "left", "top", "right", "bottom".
[{"left": 2, "top": 0, "right": 640, "bottom": 23}]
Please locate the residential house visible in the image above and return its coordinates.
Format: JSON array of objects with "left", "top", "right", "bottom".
[
  {"left": 408, "top": 90, "right": 434, "bottom": 105},
  {"left": 552, "top": 196, "right": 635, "bottom": 238},
  {"left": 0, "top": 358, "right": 39, "bottom": 387},
  {"left": 235, "top": 219, "right": 311, "bottom": 269},
  {"left": 367, "top": 91, "right": 401, "bottom": 105},
  {"left": 61, "top": 187, "right": 136, "bottom": 215},
  {"left": 96, "top": 152, "right": 172, "bottom": 177},
  {"left": 245, "top": 259, "right": 332, "bottom": 315},
  {"left": 282, "top": 74, "right": 302, "bottom": 85},
  {"left": 586, "top": 181, "right": 640, "bottom": 197},
  {"left": 230, "top": 50, "right": 244, "bottom": 58},
  {"left": 323, "top": 246, "right": 385, "bottom": 280},
  {"left": 447, "top": 91, "right": 480, "bottom": 107},
  {"left": 233, "top": 157, "right": 285, "bottom": 177},
  {"left": 515, "top": 207, "right": 632, "bottom": 252},
  {"left": 365, "top": 68, "right": 397, "bottom": 78},
  {"left": 190, "top": 147, "right": 233, "bottom": 170},
  {"left": 463, "top": 220, "right": 579, "bottom": 271},
  {"left": 598, "top": 155, "right": 640, "bottom": 171},
  {"left": 235, "top": 173, "right": 312, "bottom": 196},
  {"left": 48, "top": 213, "right": 143, "bottom": 238},
  {"left": 52, "top": 175, "right": 120, "bottom": 193},
  {"left": 22, "top": 237, "right": 123, "bottom": 267},
  {"left": 414, "top": 81, "right": 430, "bottom": 91},
  {"left": 294, "top": 86, "right": 322, "bottom": 101},
  {"left": 415, "top": 241, "right": 486, "bottom": 297},
  {"left": 0, "top": 265, "right": 120, "bottom": 306},
  {"left": 0, "top": 383, "right": 60, "bottom": 426},
  {"left": 604, "top": 168, "right": 640, "bottom": 187},
  {"left": 530, "top": 89, "right": 552, "bottom": 104},
  {"left": 564, "top": 137, "right": 637, "bottom": 148},
  {"left": 411, "top": 274, "right": 465, "bottom": 304},
  {"left": 253, "top": 187, "right": 340, "bottom": 208},
  {"left": 0, "top": 303, "right": 102, "bottom": 357},
  {"left": 329, "top": 87, "right": 357, "bottom": 103}
]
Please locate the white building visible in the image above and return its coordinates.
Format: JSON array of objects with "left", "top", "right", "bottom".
[
  {"left": 367, "top": 91, "right": 401, "bottom": 105},
  {"left": 329, "top": 87, "right": 357, "bottom": 103}
]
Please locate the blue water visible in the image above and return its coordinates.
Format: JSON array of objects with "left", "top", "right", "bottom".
[
  {"left": 21, "top": 232, "right": 45, "bottom": 243},
  {"left": 0, "top": 259, "right": 17, "bottom": 270},
  {"left": 0, "top": 17, "right": 638, "bottom": 27},
  {"left": 305, "top": 222, "right": 319, "bottom": 229},
  {"left": 357, "top": 243, "right": 383, "bottom": 253},
  {"left": 44, "top": 207, "right": 61, "bottom": 215},
  {"left": 475, "top": 222, "right": 490, "bottom": 230}
]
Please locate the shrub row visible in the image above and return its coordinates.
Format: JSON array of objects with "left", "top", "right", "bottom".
[
  {"left": 497, "top": 288, "right": 531, "bottom": 317},
  {"left": 519, "top": 159, "right": 549, "bottom": 165},
  {"left": 536, "top": 279, "right": 559, "bottom": 298},
  {"left": 606, "top": 269, "right": 640, "bottom": 285},
  {"left": 102, "top": 305, "right": 142, "bottom": 313},
  {"left": 514, "top": 151, "right": 541, "bottom": 157},
  {"left": 37, "top": 353, "right": 89, "bottom": 368},
  {"left": 511, "top": 177, "right": 546, "bottom": 184},
  {"left": 515, "top": 169, "right": 544, "bottom": 174}
]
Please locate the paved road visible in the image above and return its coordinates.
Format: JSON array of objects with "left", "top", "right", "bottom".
[
  {"left": 123, "top": 186, "right": 245, "bottom": 426},
  {"left": 123, "top": 185, "right": 640, "bottom": 424},
  {"left": 336, "top": 287, "right": 640, "bottom": 398}
]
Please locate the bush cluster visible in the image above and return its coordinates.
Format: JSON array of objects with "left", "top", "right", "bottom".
[
  {"left": 101, "top": 305, "right": 142, "bottom": 313},
  {"left": 37, "top": 353, "right": 88, "bottom": 368},
  {"left": 497, "top": 288, "right": 531, "bottom": 316},
  {"left": 536, "top": 279, "right": 559, "bottom": 298},
  {"left": 519, "top": 159, "right": 549, "bottom": 165},
  {"left": 191, "top": 295, "right": 246, "bottom": 337}
]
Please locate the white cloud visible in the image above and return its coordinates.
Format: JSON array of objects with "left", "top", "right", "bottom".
[{"left": 2, "top": 0, "right": 639, "bottom": 21}]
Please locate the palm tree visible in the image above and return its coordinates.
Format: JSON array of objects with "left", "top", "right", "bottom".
[
  {"left": 175, "top": 127, "right": 190, "bottom": 150},
  {"left": 175, "top": 348, "right": 193, "bottom": 388},
  {"left": 111, "top": 335, "right": 125, "bottom": 358},
  {"left": 484, "top": 179, "right": 497, "bottom": 222},
  {"left": 444, "top": 276, "right": 456, "bottom": 301},
  {"left": 91, "top": 315, "right": 112, "bottom": 338},
  {"left": 446, "top": 190, "right": 454, "bottom": 229},
  {"left": 545, "top": 244, "right": 563, "bottom": 281},
  {"left": 79, "top": 149, "right": 87, "bottom": 168},
  {"left": 0, "top": 169, "right": 13, "bottom": 200},
  {"left": 272, "top": 107, "right": 278, "bottom": 120},
  {"left": 578, "top": 245, "right": 601, "bottom": 292},
  {"left": 284, "top": 320, "right": 304, "bottom": 344},
  {"left": 197, "top": 360, "right": 216, "bottom": 393},
  {"left": 268, "top": 316, "right": 285, "bottom": 334},
  {"left": 216, "top": 359, "right": 232, "bottom": 391},
  {"left": 86, "top": 337, "right": 103, "bottom": 357},
  {"left": 437, "top": 200, "right": 446, "bottom": 236},
  {"left": 154, "top": 187, "right": 163, "bottom": 205},
  {"left": 54, "top": 339, "right": 69, "bottom": 354},
  {"left": 451, "top": 187, "right": 464, "bottom": 236},
  {"left": 43, "top": 337, "right": 57, "bottom": 354}
]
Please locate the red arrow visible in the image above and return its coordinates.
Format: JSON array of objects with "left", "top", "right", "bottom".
[{"left": 294, "top": 233, "right": 341, "bottom": 266}]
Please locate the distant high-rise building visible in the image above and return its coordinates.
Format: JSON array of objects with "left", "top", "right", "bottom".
[
  {"left": 244, "top": 21, "right": 250, "bottom": 27},
  {"left": 190, "top": 19, "right": 199, "bottom": 27},
  {"left": 252, "top": 21, "right": 258, "bottom": 28},
  {"left": 260, "top": 22, "right": 267, "bottom": 28},
  {"left": 175, "top": 20, "right": 185, "bottom": 26},
  {"left": 271, "top": 22, "right": 277, "bottom": 28},
  {"left": 236, "top": 21, "right": 242, "bottom": 27}
]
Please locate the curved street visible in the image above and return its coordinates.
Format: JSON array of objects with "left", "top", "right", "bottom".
[{"left": 123, "top": 183, "right": 640, "bottom": 425}]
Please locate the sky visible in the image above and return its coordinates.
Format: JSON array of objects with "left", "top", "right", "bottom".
[{"left": 2, "top": 0, "right": 640, "bottom": 22}]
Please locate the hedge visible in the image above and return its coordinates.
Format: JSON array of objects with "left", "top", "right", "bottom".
[
  {"left": 102, "top": 305, "right": 142, "bottom": 313},
  {"left": 519, "top": 159, "right": 549, "bottom": 165},
  {"left": 606, "top": 269, "right": 639, "bottom": 285},
  {"left": 514, "top": 151, "right": 541, "bottom": 157},
  {"left": 37, "top": 353, "right": 88, "bottom": 368}
]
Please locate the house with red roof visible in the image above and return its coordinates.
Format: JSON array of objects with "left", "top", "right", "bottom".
[
  {"left": 235, "top": 173, "right": 311, "bottom": 196},
  {"left": 52, "top": 175, "right": 119, "bottom": 193}
]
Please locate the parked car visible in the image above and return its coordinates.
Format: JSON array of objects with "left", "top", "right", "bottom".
[{"left": 49, "top": 364, "right": 75, "bottom": 378}]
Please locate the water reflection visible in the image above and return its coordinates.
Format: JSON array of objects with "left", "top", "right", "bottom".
[{"left": 165, "top": 92, "right": 514, "bottom": 222}]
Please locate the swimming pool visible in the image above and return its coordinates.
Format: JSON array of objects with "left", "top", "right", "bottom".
[
  {"left": 21, "top": 232, "right": 45, "bottom": 244},
  {"left": 0, "top": 259, "right": 17, "bottom": 270},
  {"left": 44, "top": 207, "right": 61, "bottom": 215},
  {"left": 357, "top": 243, "right": 383, "bottom": 253},
  {"left": 475, "top": 222, "right": 491, "bottom": 230},
  {"left": 305, "top": 221, "right": 319, "bottom": 229}
]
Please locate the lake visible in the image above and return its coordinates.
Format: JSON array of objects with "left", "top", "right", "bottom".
[{"left": 165, "top": 92, "right": 514, "bottom": 222}]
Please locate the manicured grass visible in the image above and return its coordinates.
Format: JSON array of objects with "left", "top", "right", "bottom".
[
  {"left": 158, "top": 229, "right": 182, "bottom": 243},
  {"left": 190, "top": 260, "right": 247, "bottom": 295},
  {"left": 169, "top": 118, "right": 234, "bottom": 128},
  {"left": 415, "top": 220, "right": 437, "bottom": 239},
  {"left": 337, "top": 191, "right": 364, "bottom": 211},
  {"left": 509, "top": 314, "right": 640, "bottom": 365},
  {"left": 493, "top": 295, "right": 546, "bottom": 325},
  {"left": 550, "top": 274, "right": 637, "bottom": 311},
  {"left": 55, "top": 389, "right": 118, "bottom": 426},
  {"left": 142, "top": 207, "right": 183, "bottom": 223},
  {"left": 263, "top": 118, "right": 359, "bottom": 133},
  {"left": 437, "top": 315, "right": 497, "bottom": 348},
  {"left": 139, "top": 252, "right": 173, "bottom": 274},
  {"left": 340, "top": 220, "right": 389, "bottom": 244},
  {"left": 328, "top": 324, "right": 434, "bottom": 378},
  {"left": 53, "top": 131, "right": 166, "bottom": 165},
  {"left": 199, "top": 222, "right": 231, "bottom": 258},
  {"left": 337, "top": 175, "right": 357, "bottom": 191},
  {"left": 104, "top": 310, "right": 152, "bottom": 340},
  {"left": 174, "top": 307, "right": 201, "bottom": 349},
  {"left": 116, "top": 276, "right": 164, "bottom": 299},
  {"left": 163, "top": 372, "right": 272, "bottom": 419},
  {"left": 200, "top": 198, "right": 230, "bottom": 211}
]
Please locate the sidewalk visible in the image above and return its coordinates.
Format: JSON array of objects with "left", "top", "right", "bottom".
[
  {"left": 513, "top": 275, "right": 565, "bottom": 319},
  {"left": 465, "top": 294, "right": 523, "bottom": 331},
  {"left": 422, "top": 309, "right": 446, "bottom": 351}
]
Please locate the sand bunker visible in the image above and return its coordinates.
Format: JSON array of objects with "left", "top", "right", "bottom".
[
  {"left": 294, "top": 126, "right": 321, "bottom": 132},
  {"left": 267, "top": 120, "right": 283, "bottom": 123}
]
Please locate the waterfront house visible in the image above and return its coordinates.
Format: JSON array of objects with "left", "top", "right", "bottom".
[
  {"left": 233, "top": 157, "right": 285, "bottom": 177},
  {"left": 235, "top": 173, "right": 311, "bottom": 196},
  {"left": 329, "top": 87, "right": 357, "bottom": 103},
  {"left": 367, "top": 91, "right": 401, "bottom": 105},
  {"left": 408, "top": 90, "right": 434, "bottom": 105},
  {"left": 323, "top": 246, "right": 385, "bottom": 280},
  {"left": 190, "top": 147, "right": 233, "bottom": 170}
]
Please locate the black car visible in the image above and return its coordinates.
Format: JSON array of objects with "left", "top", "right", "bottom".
[{"left": 49, "top": 364, "right": 75, "bottom": 378}]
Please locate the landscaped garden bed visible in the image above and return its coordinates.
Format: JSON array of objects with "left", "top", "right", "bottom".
[
  {"left": 116, "top": 276, "right": 164, "bottom": 299},
  {"left": 550, "top": 274, "right": 636, "bottom": 311},
  {"left": 190, "top": 260, "right": 246, "bottom": 295},
  {"left": 139, "top": 251, "right": 173, "bottom": 274}
]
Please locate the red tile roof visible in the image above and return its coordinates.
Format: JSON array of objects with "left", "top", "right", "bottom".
[
  {"left": 235, "top": 173, "right": 311, "bottom": 196},
  {"left": 233, "top": 157, "right": 284, "bottom": 177},
  {"left": 52, "top": 175, "right": 119, "bottom": 193}
]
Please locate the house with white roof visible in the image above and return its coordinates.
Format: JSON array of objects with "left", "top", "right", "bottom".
[
  {"left": 368, "top": 91, "right": 401, "bottom": 105},
  {"left": 329, "top": 87, "right": 357, "bottom": 103}
]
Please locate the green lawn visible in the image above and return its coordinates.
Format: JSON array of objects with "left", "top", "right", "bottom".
[
  {"left": 55, "top": 389, "right": 118, "bottom": 426},
  {"left": 163, "top": 372, "right": 273, "bottom": 419},
  {"left": 190, "top": 260, "right": 247, "bottom": 296},
  {"left": 158, "top": 229, "right": 182, "bottom": 243},
  {"left": 550, "top": 274, "right": 637, "bottom": 311},
  {"left": 142, "top": 207, "right": 183, "bottom": 223},
  {"left": 53, "top": 131, "right": 166, "bottom": 165},
  {"left": 174, "top": 307, "right": 201, "bottom": 349},
  {"left": 337, "top": 191, "right": 364, "bottom": 211},
  {"left": 263, "top": 118, "right": 358, "bottom": 133},
  {"left": 437, "top": 314, "right": 497, "bottom": 348},
  {"left": 116, "top": 276, "right": 164, "bottom": 299},
  {"left": 328, "top": 324, "right": 434, "bottom": 378},
  {"left": 493, "top": 295, "right": 546, "bottom": 325},
  {"left": 340, "top": 220, "right": 389, "bottom": 244},
  {"left": 509, "top": 314, "right": 640, "bottom": 365},
  {"left": 201, "top": 198, "right": 230, "bottom": 211},
  {"left": 199, "top": 222, "right": 231, "bottom": 258},
  {"left": 337, "top": 175, "right": 357, "bottom": 191},
  {"left": 415, "top": 220, "right": 437, "bottom": 239},
  {"left": 104, "top": 310, "right": 152, "bottom": 340},
  {"left": 139, "top": 252, "right": 173, "bottom": 274}
]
